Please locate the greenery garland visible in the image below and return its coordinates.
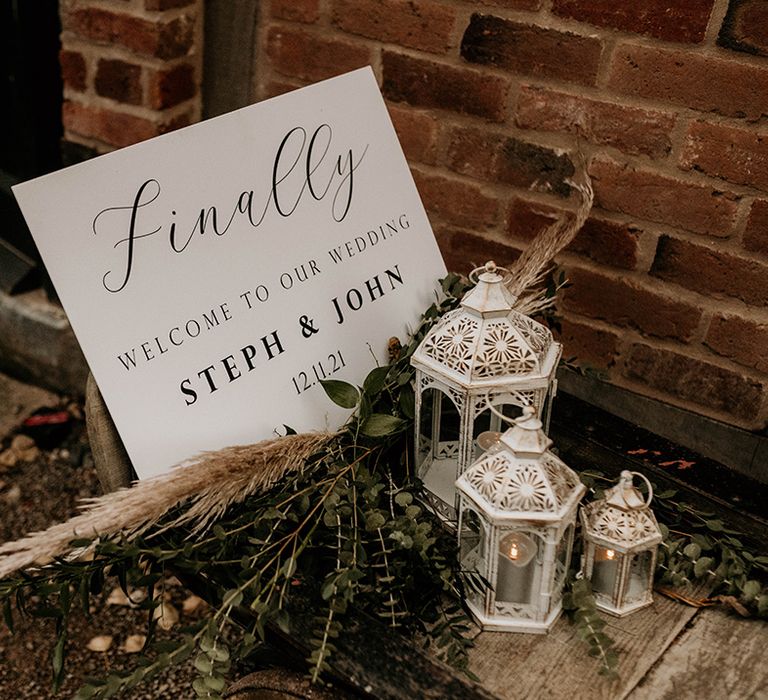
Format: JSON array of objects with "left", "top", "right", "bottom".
[{"left": 1, "top": 272, "right": 766, "bottom": 698}]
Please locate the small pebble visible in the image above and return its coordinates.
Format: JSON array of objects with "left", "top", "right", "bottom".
[
  {"left": 4, "top": 484, "right": 22, "bottom": 504},
  {"left": 122, "top": 634, "right": 146, "bottom": 653},
  {"left": 87, "top": 635, "right": 114, "bottom": 652}
]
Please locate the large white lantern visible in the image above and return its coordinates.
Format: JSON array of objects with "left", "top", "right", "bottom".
[
  {"left": 580, "top": 471, "right": 662, "bottom": 616},
  {"left": 411, "top": 262, "right": 562, "bottom": 521},
  {"left": 455, "top": 406, "right": 585, "bottom": 633}
]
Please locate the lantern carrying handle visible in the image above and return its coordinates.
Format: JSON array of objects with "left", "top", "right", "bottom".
[
  {"left": 469, "top": 261, "right": 513, "bottom": 284},
  {"left": 485, "top": 398, "right": 536, "bottom": 427},
  {"left": 622, "top": 470, "right": 654, "bottom": 508}
]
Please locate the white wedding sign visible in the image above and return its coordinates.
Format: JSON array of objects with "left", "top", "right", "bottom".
[{"left": 13, "top": 67, "right": 446, "bottom": 479}]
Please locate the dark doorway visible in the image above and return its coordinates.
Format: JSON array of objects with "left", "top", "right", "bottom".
[{"left": 1, "top": 0, "right": 63, "bottom": 293}]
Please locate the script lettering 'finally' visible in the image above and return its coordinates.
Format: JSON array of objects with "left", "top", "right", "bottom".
[{"left": 93, "top": 124, "right": 368, "bottom": 294}]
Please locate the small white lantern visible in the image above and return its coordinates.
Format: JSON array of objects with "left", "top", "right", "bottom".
[
  {"left": 455, "top": 406, "right": 585, "bottom": 633},
  {"left": 411, "top": 262, "right": 562, "bottom": 521},
  {"left": 581, "top": 471, "right": 662, "bottom": 616}
]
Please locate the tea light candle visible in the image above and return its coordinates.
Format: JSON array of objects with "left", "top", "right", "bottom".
[{"left": 496, "top": 532, "right": 536, "bottom": 604}]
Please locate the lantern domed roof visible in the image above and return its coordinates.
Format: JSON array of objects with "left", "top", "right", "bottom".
[
  {"left": 411, "top": 262, "right": 560, "bottom": 388},
  {"left": 581, "top": 471, "right": 662, "bottom": 551},
  {"left": 456, "top": 407, "right": 585, "bottom": 522}
]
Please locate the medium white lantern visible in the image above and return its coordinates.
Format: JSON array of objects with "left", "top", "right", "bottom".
[
  {"left": 411, "top": 262, "right": 562, "bottom": 521},
  {"left": 455, "top": 406, "right": 585, "bottom": 633},
  {"left": 580, "top": 471, "right": 662, "bottom": 616}
]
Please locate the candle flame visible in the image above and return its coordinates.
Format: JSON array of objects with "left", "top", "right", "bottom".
[
  {"left": 605, "top": 549, "right": 616, "bottom": 560},
  {"left": 508, "top": 542, "right": 519, "bottom": 559}
]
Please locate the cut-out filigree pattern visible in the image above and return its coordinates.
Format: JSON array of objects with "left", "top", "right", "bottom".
[
  {"left": 541, "top": 455, "right": 581, "bottom": 504},
  {"left": 584, "top": 503, "right": 660, "bottom": 548},
  {"left": 498, "top": 464, "right": 555, "bottom": 512},
  {"left": 510, "top": 310, "right": 552, "bottom": 355},
  {"left": 475, "top": 322, "right": 537, "bottom": 377},
  {"left": 494, "top": 602, "right": 535, "bottom": 619},
  {"left": 421, "top": 311, "right": 479, "bottom": 376}
]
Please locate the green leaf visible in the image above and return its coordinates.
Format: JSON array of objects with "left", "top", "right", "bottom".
[
  {"left": 694, "top": 557, "right": 714, "bottom": 578},
  {"left": 683, "top": 543, "right": 701, "bottom": 560},
  {"left": 743, "top": 580, "right": 762, "bottom": 600},
  {"left": 73, "top": 684, "right": 99, "bottom": 700},
  {"left": 394, "top": 491, "right": 413, "bottom": 507},
  {"left": 204, "top": 673, "right": 226, "bottom": 691},
  {"left": 221, "top": 589, "right": 243, "bottom": 609},
  {"left": 52, "top": 632, "right": 66, "bottom": 692},
  {"left": 360, "top": 414, "right": 405, "bottom": 437},
  {"left": 365, "top": 511, "right": 386, "bottom": 531},
  {"left": 194, "top": 653, "right": 213, "bottom": 674},
  {"left": 399, "top": 387, "right": 415, "bottom": 419},
  {"left": 363, "top": 366, "right": 390, "bottom": 396},
  {"left": 320, "top": 379, "right": 359, "bottom": 409},
  {"left": 705, "top": 519, "right": 725, "bottom": 532}
]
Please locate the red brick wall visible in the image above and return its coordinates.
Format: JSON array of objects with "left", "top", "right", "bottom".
[
  {"left": 58, "top": 0, "right": 202, "bottom": 151},
  {"left": 254, "top": 0, "right": 768, "bottom": 432}
]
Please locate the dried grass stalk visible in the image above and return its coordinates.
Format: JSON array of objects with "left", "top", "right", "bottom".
[
  {"left": 507, "top": 166, "right": 594, "bottom": 314},
  {"left": 0, "top": 432, "right": 334, "bottom": 580}
]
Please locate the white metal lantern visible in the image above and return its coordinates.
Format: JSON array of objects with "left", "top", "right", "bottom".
[
  {"left": 580, "top": 471, "right": 662, "bottom": 616},
  {"left": 455, "top": 406, "right": 585, "bottom": 633},
  {"left": 411, "top": 262, "right": 562, "bottom": 521}
]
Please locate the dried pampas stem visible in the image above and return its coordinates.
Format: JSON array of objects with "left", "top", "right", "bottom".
[
  {"left": 507, "top": 163, "right": 594, "bottom": 314},
  {"left": 0, "top": 431, "right": 334, "bottom": 580}
]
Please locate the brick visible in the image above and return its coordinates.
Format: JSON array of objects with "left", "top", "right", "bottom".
[
  {"left": 507, "top": 198, "right": 643, "bottom": 270},
  {"left": 623, "top": 343, "right": 766, "bottom": 424},
  {"left": 460, "top": 14, "right": 602, "bottom": 86},
  {"left": 271, "top": 0, "right": 319, "bottom": 23},
  {"left": 387, "top": 105, "right": 438, "bottom": 165},
  {"left": 434, "top": 227, "right": 522, "bottom": 275},
  {"left": 264, "top": 81, "right": 303, "bottom": 98},
  {"left": 515, "top": 85, "right": 675, "bottom": 159},
  {"left": 562, "top": 267, "right": 702, "bottom": 341},
  {"left": 148, "top": 63, "right": 196, "bottom": 109},
  {"left": 478, "top": 0, "right": 541, "bottom": 9},
  {"left": 718, "top": 0, "right": 768, "bottom": 58},
  {"left": 556, "top": 318, "right": 620, "bottom": 370},
  {"left": 412, "top": 169, "right": 499, "bottom": 230},
  {"left": 94, "top": 58, "right": 142, "bottom": 106},
  {"left": 60, "top": 50, "right": 87, "bottom": 92},
  {"left": 446, "top": 126, "right": 573, "bottom": 197},
  {"left": 333, "top": 0, "right": 455, "bottom": 54},
  {"left": 267, "top": 27, "right": 371, "bottom": 83},
  {"left": 589, "top": 156, "right": 740, "bottom": 238},
  {"left": 706, "top": 314, "right": 768, "bottom": 374},
  {"left": 382, "top": 52, "right": 509, "bottom": 122},
  {"left": 65, "top": 8, "right": 195, "bottom": 60},
  {"left": 679, "top": 120, "right": 768, "bottom": 191},
  {"left": 743, "top": 199, "right": 768, "bottom": 256},
  {"left": 607, "top": 43, "right": 768, "bottom": 122},
  {"left": 552, "top": 0, "right": 713, "bottom": 43},
  {"left": 145, "top": 0, "right": 194, "bottom": 9},
  {"left": 63, "top": 101, "right": 160, "bottom": 148},
  {"left": 651, "top": 235, "right": 768, "bottom": 307}
]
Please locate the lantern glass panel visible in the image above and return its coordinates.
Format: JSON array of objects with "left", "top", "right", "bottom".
[
  {"left": 496, "top": 532, "right": 537, "bottom": 605},
  {"left": 625, "top": 550, "right": 653, "bottom": 603},
  {"left": 553, "top": 523, "right": 574, "bottom": 594},
  {"left": 417, "top": 387, "right": 437, "bottom": 464},
  {"left": 459, "top": 509, "right": 485, "bottom": 568},
  {"left": 419, "top": 389, "right": 461, "bottom": 507},
  {"left": 592, "top": 545, "right": 621, "bottom": 598}
]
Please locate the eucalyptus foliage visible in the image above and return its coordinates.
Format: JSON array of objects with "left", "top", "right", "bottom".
[{"left": 0, "top": 273, "right": 766, "bottom": 696}]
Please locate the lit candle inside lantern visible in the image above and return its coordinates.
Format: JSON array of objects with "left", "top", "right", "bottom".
[
  {"left": 592, "top": 546, "right": 619, "bottom": 597},
  {"left": 496, "top": 532, "right": 536, "bottom": 604},
  {"left": 475, "top": 430, "right": 503, "bottom": 458}
]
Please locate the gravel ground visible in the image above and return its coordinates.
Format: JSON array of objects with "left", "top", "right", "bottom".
[{"left": 0, "top": 376, "right": 202, "bottom": 699}]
